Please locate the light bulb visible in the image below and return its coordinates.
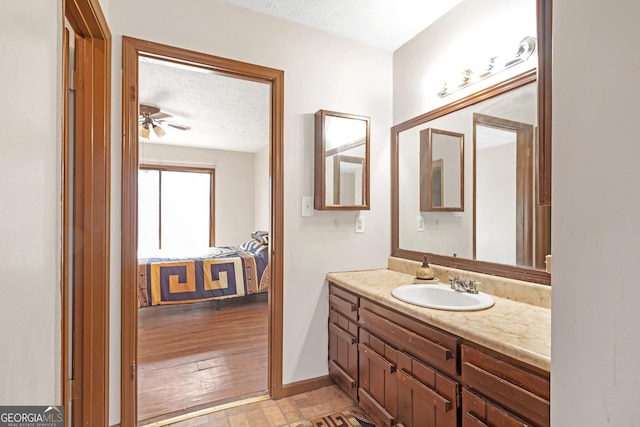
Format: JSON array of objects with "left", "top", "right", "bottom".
[
  {"left": 139, "top": 124, "right": 150, "bottom": 139},
  {"left": 153, "top": 124, "right": 166, "bottom": 138}
]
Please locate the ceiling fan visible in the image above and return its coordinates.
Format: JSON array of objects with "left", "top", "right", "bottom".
[{"left": 139, "top": 103, "right": 191, "bottom": 139}]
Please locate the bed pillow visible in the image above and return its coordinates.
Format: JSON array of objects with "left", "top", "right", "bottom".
[{"left": 251, "top": 230, "right": 269, "bottom": 245}]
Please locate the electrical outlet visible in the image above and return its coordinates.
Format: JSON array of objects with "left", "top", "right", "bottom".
[
  {"left": 355, "top": 214, "right": 365, "bottom": 233},
  {"left": 417, "top": 215, "right": 425, "bottom": 232}
]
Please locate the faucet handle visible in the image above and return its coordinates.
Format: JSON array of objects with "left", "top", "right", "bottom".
[{"left": 471, "top": 280, "right": 480, "bottom": 293}]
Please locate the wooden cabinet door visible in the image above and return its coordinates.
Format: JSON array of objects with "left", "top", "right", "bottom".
[
  {"left": 328, "top": 284, "right": 359, "bottom": 401},
  {"left": 329, "top": 308, "right": 358, "bottom": 400},
  {"left": 359, "top": 329, "right": 398, "bottom": 426},
  {"left": 396, "top": 351, "right": 459, "bottom": 427}
]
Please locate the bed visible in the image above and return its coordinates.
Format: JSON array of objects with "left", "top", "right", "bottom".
[{"left": 137, "top": 232, "right": 269, "bottom": 307}]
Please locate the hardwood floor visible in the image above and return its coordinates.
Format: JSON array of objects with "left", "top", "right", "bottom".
[{"left": 138, "top": 294, "right": 269, "bottom": 423}]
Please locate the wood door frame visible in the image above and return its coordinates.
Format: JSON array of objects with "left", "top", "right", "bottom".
[
  {"left": 62, "top": 0, "right": 111, "bottom": 425},
  {"left": 120, "top": 36, "right": 285, "bottom": 426}
]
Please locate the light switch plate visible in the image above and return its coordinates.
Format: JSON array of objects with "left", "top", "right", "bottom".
[
  {"left": 417, "top": 215, "right": 425, "bottom": 232},
  {"left": 355, "top": 214, "right": 365, "bottom": 233},
  {"left": 301, "top": 196, "right": 313, "bottom": 217}
]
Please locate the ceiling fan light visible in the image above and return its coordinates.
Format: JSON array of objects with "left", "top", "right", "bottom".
[
  {"left": 153, "top": 124, "right": 166, "bottom": 138},
  {"left": 139, "top": 124, "right": 150, "bottom": 139}
]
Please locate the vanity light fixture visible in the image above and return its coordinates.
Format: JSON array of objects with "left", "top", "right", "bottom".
[{"left": 437, "top": 36, "right": 537, "bottom": 98}]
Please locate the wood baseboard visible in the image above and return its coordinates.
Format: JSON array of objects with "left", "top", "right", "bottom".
[{"left": 277, "top": 375, "right": 334, "bottom": 399}]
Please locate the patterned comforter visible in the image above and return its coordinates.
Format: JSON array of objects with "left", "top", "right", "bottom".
[{"left": 137, "top": 240, "right": 269, "bottom": 307}]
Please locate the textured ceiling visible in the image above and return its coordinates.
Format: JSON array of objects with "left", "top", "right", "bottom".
[
  {"left": 139, "top": 1, "right": 462, "bottom": 152},
  {"left": 223, "top": 0, "right": 462, "bottom": 51},
  {"left": 138, "top": 56, "right": 270, "bottom": 153}
]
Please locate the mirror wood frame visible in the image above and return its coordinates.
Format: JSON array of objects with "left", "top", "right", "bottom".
[
  {"left": 420, "top": 128, "right": 465, "bottom": 212},
  {"left": 314, "top": 109, "right": 371, "bottom": 210},
  {"left": 391, "top": 70, "right": 551, "bottom": 286}
]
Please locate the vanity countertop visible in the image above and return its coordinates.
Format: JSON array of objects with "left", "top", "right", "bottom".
[{"left": 326, "top": 268, "right": 550, "bottom": 372}]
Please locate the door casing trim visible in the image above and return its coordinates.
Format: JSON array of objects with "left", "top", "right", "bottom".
[{"left": 120, "top": 36, "right": 285, "bottom": 426}]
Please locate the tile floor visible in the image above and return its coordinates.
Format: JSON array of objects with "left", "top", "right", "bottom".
[{"left": 166, "top": 385, "right": 361, "bottom": 427}]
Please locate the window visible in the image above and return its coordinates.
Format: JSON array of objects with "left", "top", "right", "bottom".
[{"left": 138, "top": 165, "right": 215, "bottom": 256}]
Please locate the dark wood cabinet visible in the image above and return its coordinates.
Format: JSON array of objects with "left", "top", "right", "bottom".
[
  {"left": 461, "top": 345, "right": 550, "bottom": 427},
  {"left": 358, "top": 328, "right": 399, "bottom": 426},
  {"left": 462, "top": 388, "right": 532, "bottom": 427},
  {"left": 328, "top": 285, "right": 359, "bottom": 401},
  {"left": 327, "top": 282, "right": 550, "bottom": 427},
  {"left": 353, "top": 290, "right": 460, "bottom": 427}
]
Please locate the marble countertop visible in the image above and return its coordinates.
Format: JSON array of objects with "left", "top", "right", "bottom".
[{"left": 326, "top": 269, "right": 551, "bottom": 372}]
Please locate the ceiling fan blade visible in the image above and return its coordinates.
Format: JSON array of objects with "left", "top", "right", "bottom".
[
  {"left": 150, "top": 111, "right": 173, "bottom": 120},
  {"left": 139, "top": 103, "right": 161, "bottom": 116},
  {"left": 165, "top": 122, "right": 191, "bottom": 131}
]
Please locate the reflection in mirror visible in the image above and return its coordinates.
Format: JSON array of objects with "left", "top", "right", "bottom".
[
  {"left": 332, "top": 154, "right": 364, "bottom": 205},
  {"left": 392, "top": 71, "right": 551, "bottom": 285},
  {"left": 315, "top": 110, "right": 370, "bottom": 210},
  {"left": 420, "top": 128, "right": 464, "bottom": 211},
  {"left": 474, "top": 113, "right": 550, "bottom": 269}
]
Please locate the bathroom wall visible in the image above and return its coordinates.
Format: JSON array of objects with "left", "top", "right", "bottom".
[
  {"left": 108, "top": 0, "right": 393, "bottom": 422},
  {"left": 393, "top": 0, "right": 536, "bottom": 123},
  {"left": 0, "top": 0, "right": 62, "bottom": 405},
  {"left": 552, "top": 0, "right": 640, "bottom": 424}
]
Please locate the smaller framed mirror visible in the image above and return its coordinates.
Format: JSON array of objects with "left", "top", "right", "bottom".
[
  {"left": 420, "top": 128, "right": 464, "bottom": 211},
  {"left": 314, "top": 110, "right": 370, "bottom": 210}
]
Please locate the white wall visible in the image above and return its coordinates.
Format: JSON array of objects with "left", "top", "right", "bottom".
[
  {"left": 0, "top": 0, "right": 61, "bottom": 405},
  {"left": 108, "top": 0, "right": 392, "bottom": 422},
  {"left": 393, "top": 0, "right": 536, "bottom": 124},
  {"left": 254, "top": 145, "right": 270, "bottom": 231},
  {"left": 139, "top": 143, "right": 258, "bottom": 246},
  {"left": 476, "top": 142, "right": 516, "bottom": 264},
  {"left": 552, "top": 0, "right": 640, "bottom": 424}
]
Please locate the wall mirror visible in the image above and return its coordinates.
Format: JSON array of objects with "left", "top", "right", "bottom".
[
  {"left": 420, "top": 128, "right": 464, "bottom": 211},
  {"left": 315, "top": 110, "right": 370, "bottom": 210},
  {"left": 392, "top": 71, "right": 551, "bottom": 285}
]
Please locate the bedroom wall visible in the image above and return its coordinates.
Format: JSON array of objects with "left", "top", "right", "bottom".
[
  {"left": 0, "top": 0, "right": 62, "bottom": 404},
  {"left": 254, "top": 144, "right": 270, "bottom": 232},
  {"left": 139, "top": 142, "right": 259, "bottom": 246},
  {"left": 108, "top": 0, "right": 392, "bottom": 422}
]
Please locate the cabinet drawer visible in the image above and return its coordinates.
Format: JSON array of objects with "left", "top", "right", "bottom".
[
  {"left": 462, "top": 345, "right": 549, "bottom": 427},
  {"left": 462, "top": 388, "right": 531, "bottom": 427},
  {"left": 359, "top": 299, "right": 459, "bottom": 377},
  {"left": 329, "top": 283, "right": 358, "bottom": 321},
  {"left": 396, "top": 351, "right": 458, "bottom": 427}
]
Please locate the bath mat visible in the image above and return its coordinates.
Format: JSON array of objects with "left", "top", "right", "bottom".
[{"left": 297, "top": 410, "right": 375, "bottom": 427}]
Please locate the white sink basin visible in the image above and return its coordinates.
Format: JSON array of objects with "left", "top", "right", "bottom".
[{"left": 391, "top": 284, "right": 494, "bottom": 311}]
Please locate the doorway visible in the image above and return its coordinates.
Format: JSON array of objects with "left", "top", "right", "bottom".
[{"left": 120, "top": 37, "right": 284, "bottom": 426}]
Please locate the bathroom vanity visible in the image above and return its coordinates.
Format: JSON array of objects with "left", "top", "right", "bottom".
[{"left": 327, "top": 268, "right": 550, "bottom": 427}]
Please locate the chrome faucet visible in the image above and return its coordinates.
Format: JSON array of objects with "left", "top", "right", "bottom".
[{"left": 448, "top": 276, "right": 479, "bottom": 294}]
